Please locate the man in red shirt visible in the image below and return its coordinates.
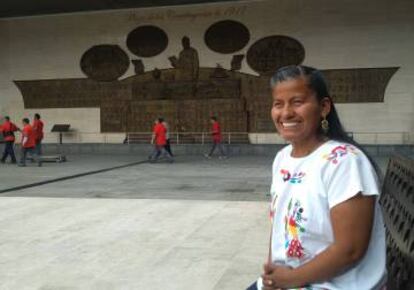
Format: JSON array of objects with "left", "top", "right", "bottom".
[
  {"left": 32, "top": 113, "right": 44, "bottom": 155},
  {"left": 148, "top": 118, "right": 173, "bottom": 163},
  {"left": 205, "top": 116, "right": 227, "bottom": 159},
  {"left": 19, "top": 118, "right": 42, "bottom": 167},
  {"left": 1, "top": 116, "right": 19, "bottom": 164}
]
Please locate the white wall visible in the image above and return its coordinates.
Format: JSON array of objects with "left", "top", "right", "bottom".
[
  {"left": 0, "top": 0, "right": 413, "bottom": 144},
  {"left": 0, "top": 21, "right": 12, "bottom": 118}
]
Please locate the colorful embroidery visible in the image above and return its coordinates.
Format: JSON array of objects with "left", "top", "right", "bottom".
[
  {"left": 281, "top": 169, "right": 291, "bottom": 182},
  {"left": 280, "top": 169, "right": 306, "bottom": 183},
  {"left": 285, "top": 199, "right": 307, "bottom": 259},
  {"left": 323, "top": 144, "right": 357, "bottom": 164}
]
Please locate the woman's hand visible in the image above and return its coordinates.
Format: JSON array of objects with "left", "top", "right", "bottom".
[
  {"left": 261, "top": 262, "right": 293, "bottom": 289},
  {"left": 261, "top": 194, "right": 376, "bottom": 289}
]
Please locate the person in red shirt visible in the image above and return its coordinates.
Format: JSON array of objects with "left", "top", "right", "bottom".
[
  {"left": 205, "top": 116, "right": 227, "bottom": 159},
  {"left": 148, "top": 118, "right": 173, "bottom": 163},
  {"left": 18, "top": 118, "right": 42, "bottom": 167},
  {"left": 32, "top": 113, "right": 44, "bottom": 155},
  {"left": 1, "top": 116, "right": 19, "bottom": 164}
]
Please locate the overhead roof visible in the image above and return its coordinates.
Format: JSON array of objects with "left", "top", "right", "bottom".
[{"left": 1, "top": 0, "right": 244, "bottom": 18}]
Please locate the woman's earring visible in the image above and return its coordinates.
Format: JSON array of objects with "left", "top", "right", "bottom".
[{"left": 321, "top": 117, "right": 329, "bottom": 134}]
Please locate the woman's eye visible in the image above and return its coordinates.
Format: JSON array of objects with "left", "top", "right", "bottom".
[
  {"left": 293, "top": 100, "right": 303, "bottom": 105},
  {"left": 273, "top": 102, "right": 282, "bottom": 108}
]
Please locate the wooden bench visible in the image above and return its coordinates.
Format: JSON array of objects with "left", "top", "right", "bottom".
[{"left": 380, "top": 154, "right": 414, "bottom": 290}]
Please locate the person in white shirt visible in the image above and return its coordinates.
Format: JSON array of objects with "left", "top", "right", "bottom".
[{"left": 247, "top": 65, "right": 386, "bottom": 290}]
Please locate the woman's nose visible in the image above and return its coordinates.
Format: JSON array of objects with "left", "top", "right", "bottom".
[{"left": 281, "top": 104, "right": 294, "bottom": 118}]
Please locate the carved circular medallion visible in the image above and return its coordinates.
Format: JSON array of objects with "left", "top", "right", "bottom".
[
  {"left": 127, "top": 25, "right": 168, "bottom": 57},
  {"left": 204, "top": 20, "right": 250, "bottom": 54},
  {"left": 80, "top": 45, "right": 129, "bottom": 81},
  {"left": 246, "top": 36, "right": 305, "bottom": 75}
]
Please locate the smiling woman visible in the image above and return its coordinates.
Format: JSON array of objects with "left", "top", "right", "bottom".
[
  {"left": 271, "top": 76, "right": 331, "bottom": 158},
  {"left": 247, "top": 66, "right": 387, "bottom": 290}
]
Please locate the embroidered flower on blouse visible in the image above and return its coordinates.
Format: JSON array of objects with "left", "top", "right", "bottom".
[
  {"left": 280, "top": 169, "right": 306, "bottom": 183},
  {"left": 285, "top": 199, "right": 307, "bottom": 259},
  {"left": 322, "top": 144, "right": 357, "bottom": 164}
]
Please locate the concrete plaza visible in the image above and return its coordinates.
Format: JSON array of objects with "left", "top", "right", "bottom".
[
  {"left": 0, "top": 152, "right": 274, "bottom": 290},
  {"left": 0, "top": 144, "right": 404, "bottom": 290}
]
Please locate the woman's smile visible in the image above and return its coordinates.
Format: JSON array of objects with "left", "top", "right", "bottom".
[{"left": 281, "top": 122, "right": 300, "bottom": 128}]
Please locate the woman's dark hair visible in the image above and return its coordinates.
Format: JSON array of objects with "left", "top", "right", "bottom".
[
  {"left": 34, "top": 113, "right": 40, "bottom": 119},
  {"left": 270, "top": 65, "right": 382, "bottom": 178}
]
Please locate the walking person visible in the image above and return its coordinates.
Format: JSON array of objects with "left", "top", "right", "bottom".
[
  {"left": 18, "top": 118, "right": 42, "bottom": 167},
  {"left": 162, "top": 119, "right": 173, "bottom": 156},
  {"left": 205, "top": 116, "right": 226, "bottom": 159},
  {"left": 0, "top": 116, "right": 19, "bottom": 164},
  {"left": 32, "top": 113, "right": 44, "bottom": 155},
  {"left": 247, "top": 65, "right": 385, "bottom": 290},
  {"left": 148, "top": 118, "right": 173, "bottom": 163}
]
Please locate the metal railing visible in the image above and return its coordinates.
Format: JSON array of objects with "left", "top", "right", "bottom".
[
  {"left": 126, "top": 132, "right": 251, "bottom": 145},
  {"left": 40, "top": 131, "right": 413, "bottom": 145}
]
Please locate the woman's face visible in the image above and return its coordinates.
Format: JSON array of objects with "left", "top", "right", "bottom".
[{"left": 271, "top": 77, "right": 330, "bottom": 145}]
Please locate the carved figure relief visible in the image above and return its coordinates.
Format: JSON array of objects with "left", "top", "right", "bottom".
[
  {"left": 169, "top": 36, "right": 199, "bottom": 81},
  {"left": 14, "top": 19, "right": 399, "bottom": 134},
  {"left": 131, "top": 59, "right": 144, "bottom": 75},
  {"left": 231, "top": 54, "right": 244, "bottom": 71}
]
